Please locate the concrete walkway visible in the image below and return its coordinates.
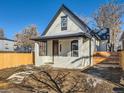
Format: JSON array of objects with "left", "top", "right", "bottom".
[{"left": 82, "top": 52, "right": 124, "bottom": 92}]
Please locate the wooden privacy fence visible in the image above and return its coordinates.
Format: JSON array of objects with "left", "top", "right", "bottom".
[
  {"left": 120, "top": 51, "right": 124, "bottom": 70},
  {"left": 93, "top": 52, "right": 111, "bottom": 65},
  {"left": 0, "top": 52, "right": 34, "bottom": 69}
]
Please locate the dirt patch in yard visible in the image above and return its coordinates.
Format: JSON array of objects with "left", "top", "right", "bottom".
[
  {"left": 0, "top": 66, "right": 28, "bottom": 80},
  {"left": 0, "top": 65, "right": 40, "bottom": 89},
  {"left": 0, "top": 66, "right": 123, "bottom": 93},
  {"left": 12, "top": 68, "right": 124, "bottom": 93},
  {"left": 0, "top": 65, "right": 43, "bottom": 80}
]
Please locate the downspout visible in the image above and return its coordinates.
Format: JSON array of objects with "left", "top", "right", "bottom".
[
  {"left": 46, "top": 41, "right": 47, "bottom": 56},
  {"left": 52, "top": 40, "right": 54, "bottom": 63}
]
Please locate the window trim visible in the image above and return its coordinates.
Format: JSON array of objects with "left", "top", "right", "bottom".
[
  {"left": 39, "top": 41, "right": 47, "bottom": 56},
  {"left": 61, "top": 16, "right": 67, "bottom": 31},
  {"left": 71, "top": 40, "right": 78, "bottom": 57}
]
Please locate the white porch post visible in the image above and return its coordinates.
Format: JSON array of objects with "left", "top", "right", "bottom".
[{"left": 34, "top": 43, "right": 40, "bottom": 66}]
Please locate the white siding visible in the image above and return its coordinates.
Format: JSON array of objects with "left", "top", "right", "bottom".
[
  {"left": 47, "top": 40, "right": 52, "bottom": 56},
  {"left": 59, "top": 38, "right": 78, "bottom": 56},
  {"left": 35, "top": 37, "right": 94, "bottom": 69},
  {"left": 45, "top": 11, "right": 84, "bottom": 36}
]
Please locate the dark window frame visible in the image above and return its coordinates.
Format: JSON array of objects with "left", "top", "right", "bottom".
[
  {"left": 71, "top": 40, "right": 79, "bottom": 57},
  {"left": 39, "top": 41, "right": 47, "bottom": 56},
  {"left": 61, "top": 16, "right": 67, "bottom": 31},
  {"left": 5, "top": 47, "right": 9, "bottom": 49}
]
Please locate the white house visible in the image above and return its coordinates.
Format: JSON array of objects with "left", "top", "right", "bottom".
[
  {"left": 94, "top": 28, "right": 110, "bottom": 51},
  {"left": 116, "top": 31, "right": 124, "bottom": 51},
  {"left": 32, "top": 5, "right": 109, "bottom": 69},
  {"left": 0, "top": 38, "right": 16, "bottom": 51}
]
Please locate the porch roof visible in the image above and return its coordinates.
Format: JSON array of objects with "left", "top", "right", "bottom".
[{"left": 32, "top": 32, "right": 91, "bottom": 41}]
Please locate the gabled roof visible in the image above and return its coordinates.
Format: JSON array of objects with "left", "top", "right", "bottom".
[
  {"left": 89, "top": 30, "right": 101, "bottom": 40},
  {"left": 93, "top": 28, "right": 109, "bottom": 40},
  {"left": 31, "top": 4, "right": 101, "bottom": 41},
  {"left": 119, "top": 31, "right": 124, "bottom": 41},
  {"left": 0, "top": 37, "right": 15, "bottom": 42},
  {"left": 42, "top": 4, "right": 91, "bottom": 36}
]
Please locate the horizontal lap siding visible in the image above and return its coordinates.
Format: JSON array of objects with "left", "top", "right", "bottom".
[{"left": 0, "top": 53, "right": 34, "bottom": 69}]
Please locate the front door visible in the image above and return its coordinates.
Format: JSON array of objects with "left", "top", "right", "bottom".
[{"left": 53, "top": 40, "right": 59, "bottom": 56}]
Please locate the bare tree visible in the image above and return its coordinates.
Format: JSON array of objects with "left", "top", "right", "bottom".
[
  {"left": 15, "top": 25, "right": 38, "bottom": 52},
  {"left": 93, "top": 0, "right": 124, "bottom": 51},
  {"left": 17, "top": 70, "right": 88, "bottom": 93}
]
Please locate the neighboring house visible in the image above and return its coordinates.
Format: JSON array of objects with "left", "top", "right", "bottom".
[
  {"left": 32, "top": 5, "right": 109, "bottom": 69},
  {"left": 0, "top": 38, "right": 16, "bottom": 51},
  {"left": 117, "top": 31, "right": 124, "bottom": 51},
  {"left": 15, "top": 46, "right": 32, "bottom": 53},
  {"left": 94, "top": 28, "right": 110, "bottom": 51}
]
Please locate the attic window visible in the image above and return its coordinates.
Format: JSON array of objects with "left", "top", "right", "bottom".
[{"left": 61, "top": 16, "right": 67, "bottom": 30}]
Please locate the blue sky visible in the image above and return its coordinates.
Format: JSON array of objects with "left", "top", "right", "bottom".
[{"left": 0, "top": 0, "right": 123, "bottom": 39}]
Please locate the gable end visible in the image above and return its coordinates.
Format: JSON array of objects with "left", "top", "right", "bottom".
[{"left": 42, "top": 4, "right": 91, "bottom": 36}]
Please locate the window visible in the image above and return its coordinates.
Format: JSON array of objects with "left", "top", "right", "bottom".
[
  {"left": 71, "top": 40, "right": 78, "bottom": 57},
  {"left": 5, "top": 43, "right": 9, "bottom": 50},
  {"left": 39, "top": 41, "right": 47, "bottom": 56},
  {"left": 5, "top": 47, "right": 9, "bottom": 49},
  {"left": 61, "top": 16, "right": 67, "bottom": 30}
]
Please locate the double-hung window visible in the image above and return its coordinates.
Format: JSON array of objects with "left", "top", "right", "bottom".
[
  {"left": 39, "top": 41, "right": 47, "bottom": 56},
  {"left": 71, "top": 40, "right": 78, "bottom": 57},
  {"left": 61, "top": 16, "right": 67, "bottom": 30}
]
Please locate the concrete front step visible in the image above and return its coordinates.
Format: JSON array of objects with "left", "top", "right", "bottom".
[
  {"left": 102, "top": 61, "right": 120, "bottom": 63},
  {"left": 101, "top": 63, "right": 119, "bottom": 65},
  {"left": 94, "top": 56, "right": 119, "bottom": 59},
  {"left": 95, "top": 64, "right": 121, "bottom": 68},
  {"left": 94, "top": 61, "right": 120, "bottom": 64}
]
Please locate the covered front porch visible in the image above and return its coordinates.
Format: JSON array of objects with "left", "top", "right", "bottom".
[
  {"left": 35, "top": 37, "right": 92, "bottom": 68},
  {"left": 33, "top": 32, "right": 94, "bottom": 69}
]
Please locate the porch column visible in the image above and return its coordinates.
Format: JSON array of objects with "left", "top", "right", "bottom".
[{"left": 34, "top": 43, "right": 39, "bottom": 57}]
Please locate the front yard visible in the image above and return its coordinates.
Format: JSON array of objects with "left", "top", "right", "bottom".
[{"left": 0, "top": 65, "right": 122, "bottom": 93}]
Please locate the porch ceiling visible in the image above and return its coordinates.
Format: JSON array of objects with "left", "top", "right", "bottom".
[{"left": 31, "top": 32, "right": 91, "bottom": 41}]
